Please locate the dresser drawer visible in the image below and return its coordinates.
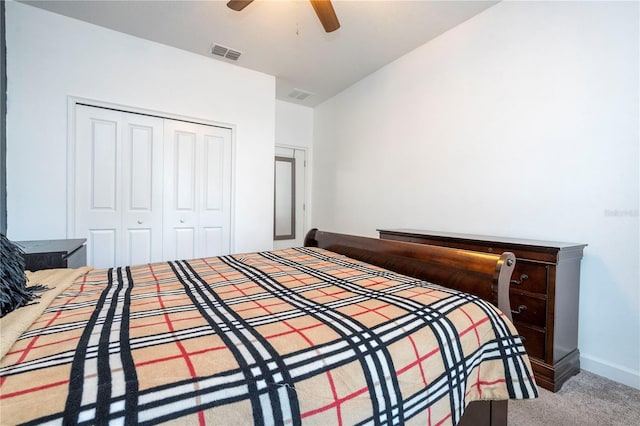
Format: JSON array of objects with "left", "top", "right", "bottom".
[
  {"left": 514, "top": 322, "right": 545, "bottom": 360},
  {"left": 510, "top": 261, "right": 548, "bottom": 294},
  {"left": 509, "top": 292, "right": 546, "bottom": 328}
]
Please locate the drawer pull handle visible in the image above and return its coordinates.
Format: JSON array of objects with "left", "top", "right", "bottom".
[
  {"left": 511, "top": 305, "right": 527, "bottom": 315},
  {"left": 510, "top": 274, "right": 529, "bottom": 286}
]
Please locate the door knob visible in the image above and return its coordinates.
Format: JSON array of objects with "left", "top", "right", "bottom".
[
  {"left": 180, "top": 219, "right": 185, "bottom": 224},
  {"left": 137, "top": 220, "right": 143, "bottom": 224}
]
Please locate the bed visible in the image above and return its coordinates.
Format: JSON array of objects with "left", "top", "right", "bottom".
[{"left": 0, "top": 229, "right": 537, "bottom": 425}]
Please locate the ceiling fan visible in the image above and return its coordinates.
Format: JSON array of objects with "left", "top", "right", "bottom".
[{"left": 227, "top": 0, "right": 340, "bottom": 33}]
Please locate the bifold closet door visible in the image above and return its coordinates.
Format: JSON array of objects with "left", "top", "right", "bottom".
[
  {"left": 74, "top": 105, "right": 164, "bottom": 268},
  {"left": 163, "top": 121, "right": 232, "bottom": 261}
]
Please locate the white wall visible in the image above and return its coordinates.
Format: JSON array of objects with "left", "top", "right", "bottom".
[
  {"left": 313, "top": 1, "right": 639, "bottom": 388},
  {"left": 5, "top": 1, "right": 276, "bottom": 253},
  {"left": 276, "top": 100, "right": 314, "bottom": 150}
]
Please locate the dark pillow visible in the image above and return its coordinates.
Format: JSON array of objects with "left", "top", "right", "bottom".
[{"left": 0, "top": 234, "right": 37, "bottom": 317}]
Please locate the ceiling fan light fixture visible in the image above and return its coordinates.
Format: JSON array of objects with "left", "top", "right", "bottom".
[
  {"left": 227, "top": 0, "right": 340, "bottom": 33},
  {"left": 309, "top": 0, "right": 340, "bottom": 33},
  {"left": 226, "top": 0, "right": 253, "bottom": 12}
]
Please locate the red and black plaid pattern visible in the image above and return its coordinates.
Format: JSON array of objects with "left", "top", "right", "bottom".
[{"left": 0, "top": 247, "right": 536, "bottom": 425}]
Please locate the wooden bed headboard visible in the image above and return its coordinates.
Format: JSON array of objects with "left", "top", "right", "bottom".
[{"left": 304, "top": 229, "right": 516, "bottom": 321}]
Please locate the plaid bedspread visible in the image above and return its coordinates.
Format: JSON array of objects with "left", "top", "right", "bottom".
[{"left": 0, "top": 247, "right": 536, "bottom": 425}]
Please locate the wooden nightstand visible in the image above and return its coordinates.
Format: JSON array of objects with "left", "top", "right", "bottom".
[
  {"left": 378, "top": 228, "right": 587, "bottom": 392},
  {"left": 16, "top": 239, "right": 87, "bottom": 271}
]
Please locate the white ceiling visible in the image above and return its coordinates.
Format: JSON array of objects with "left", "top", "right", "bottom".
[{"left": 22, "top": 0, "right": 499, "bottom": 107}]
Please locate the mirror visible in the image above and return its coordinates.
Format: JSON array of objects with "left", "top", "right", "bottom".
[{"left": 274, "top": 156, "right": 295, "bottom": 240}]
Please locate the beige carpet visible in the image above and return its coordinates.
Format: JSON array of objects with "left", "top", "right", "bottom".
[{"left": 509, "top": 371, "right": 640, "bottom": 426}]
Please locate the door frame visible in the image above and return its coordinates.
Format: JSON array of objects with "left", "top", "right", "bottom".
[
  {"left": 273, "top": 144, "right": 309, "bottom": 248},
  {"left": 66, "top": 96, "right": 237, "bottom": 254}
]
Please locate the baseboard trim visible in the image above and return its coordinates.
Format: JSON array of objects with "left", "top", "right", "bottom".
[{"left": 580, "top": 354, "right": 640, "bottom": 390}]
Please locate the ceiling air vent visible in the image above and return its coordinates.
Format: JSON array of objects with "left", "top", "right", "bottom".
[
  {"left": 287, "top": 89, "right": 314, "bottom": 101},
  {"left": 211, "top": 44, "right": 242, "bottom": 61}
]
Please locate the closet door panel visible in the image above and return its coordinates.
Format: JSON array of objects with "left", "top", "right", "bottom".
[
  {"left": 175, "top": 131, "right": 197, "bottom": 211},
  {"left": 204, "top": 227, "right": 223, "bottom": 257},
  {"left": 121, "top": 116, "right": 164, "bottom": 266},
  {"left": 75, "top": 105, "right": 164, "bottom": 268},
  {"left": 89, "top": 229, "right": 117, "bottom": 267},
  {"left": 128, "top": 126, "right": 153, "bottom": 210},
  {"left": 199, "top": 128, "right": 232, "bottom": 258},
  {"left": 127, "top": 229, "right": 152, "bottom": 266},
  {"left": 174, "top": 228, "right": 196, "bottom": 260},
  {"left": 164, "top": 121, "right": 232, "bottom": 260},
  {"left": 75, "top": 106, "right": 123, "bottom": 268},
  {"left": 204, "top": 135, "right": 224, "bottom": 211},
  {"left": 90, "top": 120, "right": 118, "bottom": 210},
  {"left": 163, "top": 125, "right": 197, "bottom": 260}
]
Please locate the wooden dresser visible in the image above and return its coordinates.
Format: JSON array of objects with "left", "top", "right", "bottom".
[{"left": 378, "top": 229, "right": 587, "bottom": 392}]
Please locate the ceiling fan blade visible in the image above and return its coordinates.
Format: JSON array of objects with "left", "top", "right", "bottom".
[
  {"left": 309, "top": 0, "right": 340, "bottom": 33},
  {"left": 227, "top": 0, "right": 254, "bottom": 12}
]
